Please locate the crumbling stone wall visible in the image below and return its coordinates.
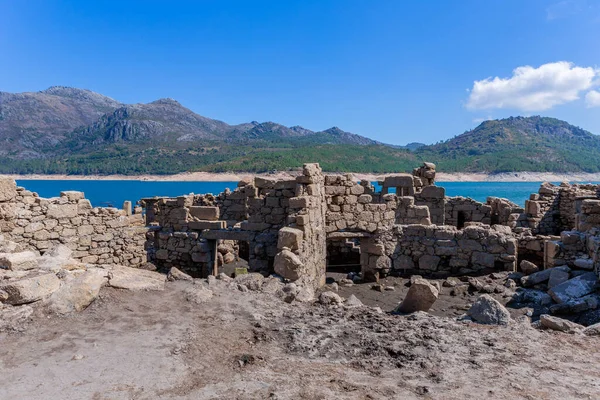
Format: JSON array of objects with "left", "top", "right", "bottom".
[
  {"left": 275, "top": 163, "right": 328, "bottom": 288},
  {"left": 520, "top": 183, "right": 599, "bottom": 235},
  {"left": 362, "top": 224, "right": 517, "bottom": 279},
  {"left": 0, "top": 179, "right": 148, "bottom": 267},
  {"left": 414, "top": 186, "right": 445, "bottom": 225},
  {"left": 487, "top": 197, "right": 523, "bottom": 227},
  {"left": 323, "top": 175, "right": 398, "bottom": 233},
  {"left": 445, "top": 197, "right": 491, "bottom": 228}
]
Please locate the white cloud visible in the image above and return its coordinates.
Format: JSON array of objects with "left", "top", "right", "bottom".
[
  {"left": 466, "top": 61, "right": 598, "bottom": 111},
  {"left": 586, "top": 90, "right": 600, "bottom": 107}
]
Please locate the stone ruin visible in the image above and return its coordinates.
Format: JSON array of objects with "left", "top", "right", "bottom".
[
  {"left": 0, "top": 163, "right": 600, "bottom": 324},
  {"left": 1, "top": 162, "right": 599, "bottom": 300}
]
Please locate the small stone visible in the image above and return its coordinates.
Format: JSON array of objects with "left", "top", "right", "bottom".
[
  {"left": 319, "top": 291, "right": 343, "bottom": 305},
  {"left": 344, "top": 294, "right": 363, "bottom": 308},
  {"left": 167, "top": 267, "right": 193, "bottom": 281},
  {"left": 371, "top": 283, "right": 384, "bottom": 292}
]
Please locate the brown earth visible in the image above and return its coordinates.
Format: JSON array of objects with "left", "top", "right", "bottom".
[{"left": 1, "top": 279, "right": 600, "bottom": 399}]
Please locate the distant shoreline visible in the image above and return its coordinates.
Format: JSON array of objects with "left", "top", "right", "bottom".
[{"left": 3, "top": 171, "right": 600, "bottom": 183}]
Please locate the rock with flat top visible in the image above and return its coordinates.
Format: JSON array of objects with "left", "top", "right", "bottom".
[
  {"left": 0, "top": 251, "right": 39, "bottom": 271},
  {"left": 396, "top": 278, "right": 439, "bottom": 313},
  {"left": 107, "top": 266, "right": 166, "bottom": 291},
  {"left": 183, "top": 286, "right": 213, "bottom": 304},
  {"left": 548, "top": 272, "right": 598, "bottom": 304},
  {"left": 234, "top": 273, "right": 264, "bottom": 291}
]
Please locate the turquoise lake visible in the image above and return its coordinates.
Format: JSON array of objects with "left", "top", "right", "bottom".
[{"left": 14, "top": 180, "right": 574, "bottom": 208}]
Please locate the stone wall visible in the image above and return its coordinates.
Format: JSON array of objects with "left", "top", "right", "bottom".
[
  {"left": 274, "top": 163, "right": 328, "bottom": 288},
  {"left": 323, "top": 175, "right": 397, "bottom": 233},
  {"left": 0, "top": 179, "right": 148, "bottom": 267},
  {"left": 362, "top": 224, "right": 517, "bottom": 279},
  {"left": 445, "top": 197, "right": 492, "bottom": 228},
  {"left": 414, "top": 186, "right": 445, "bottom": 225}
]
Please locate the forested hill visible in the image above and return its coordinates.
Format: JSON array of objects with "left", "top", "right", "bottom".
[
  {"left": 1, "top": 87, "right": 600, "bottom": 174},
  {"left": 415, "top": 116, "right": 600, "bottom": 173}
]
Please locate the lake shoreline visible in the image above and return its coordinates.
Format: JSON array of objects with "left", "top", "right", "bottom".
[{"left": 4, "top": 171, "right": 600, "bottom": 183}]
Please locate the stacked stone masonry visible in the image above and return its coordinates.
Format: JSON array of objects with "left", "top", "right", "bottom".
[
  {"left": 0, "top": 179, "right": 148, "bottom": 267},
  {"left": 2, "top": 164, "right": 600, "bottom": 288}
]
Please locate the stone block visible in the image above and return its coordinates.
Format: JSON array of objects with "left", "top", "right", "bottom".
[
  {"left": 418, "top": 255, "right": 440, "bottom": 271},
  {"left": 395, "top": 278, "right": 438, "bottom": 313},
  {"left": 0, "top": 178, "right": 17, "bottom": 202},
  {"left": 189, "top": 206, "right": 220, "bottom": 221},
  {"left": 277, "top": 227, "right": 303, "bottom": 251},
  {"left": 419, "top": 185, "right": 445, "bottom": 199},
  {"left": 289, "top": 197, "right": 310, "bottom": 209},
  {"left": 383, "top": 174, "right": 413, "bottom": 188},
  {"left": 188, "top": 220, "right": 227, "bottom": 230},
  {"left": 549, "top": 272, "right": 598, "bottom": 304},
  {"left": 47, "top": 204, "right": 78, "bottom": 219},
  {"left": 0, "top": 251, "right": 39, "bottom": 271},
  {"left": 1, "top": 273, "right": 61, "bottom": 305},
  {"left": 60, "top": 191, "right": 85, "bottom": 201}
]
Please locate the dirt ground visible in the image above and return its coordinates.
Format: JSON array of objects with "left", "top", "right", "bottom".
[{"left": 1, "top": 278, "right": 600, "bottom": 400}]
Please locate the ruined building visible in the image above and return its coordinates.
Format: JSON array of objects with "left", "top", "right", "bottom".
[{"left": 1, "top": 163, "right": 599, "bottom": 290}]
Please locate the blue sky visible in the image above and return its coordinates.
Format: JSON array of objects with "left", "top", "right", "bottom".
[{"left": 2, "top": 0, "right": 600, "bottom": 145}]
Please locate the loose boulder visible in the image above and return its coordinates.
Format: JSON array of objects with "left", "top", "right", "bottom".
[
  {"left": 184, "top": 286, "right": 213, "bottom": 304},
  {"left": 395, "top": 278, "right": 439, "bottom": 313},
  {"left": 46, "top": 269, "right": 107, "bottom": 314},
  {"left": 234, "top": 273, "right": 265, "bottom": 291},
  {"left": 520, "top": 260, "right": 539, "bottom": 275},
  {"left": 0, "top": 304, "right": 33, "bottom": 331},
  {"left": 583, "top": 322, "right": 600, "bottom": 336},
  {"left": 548, "top": 272, "right": 598, "bottom": 304},
  {"left": 539, "top": 314, "right": 583, "bottom": 333},
  {"left": 0, "top": 251, "right": 39, "bottom": 271},
  {"left": 0, "top": 273, "right": 61, "bottom": 305},
  {"left": 467, "top": 294, "right": 511, "bottom": 325},
  {"left": 274, "top": 249, "right": 304, "bottom": 281},
  {"left": 107, "top": 266, "right": 166, "bottom": 291}
]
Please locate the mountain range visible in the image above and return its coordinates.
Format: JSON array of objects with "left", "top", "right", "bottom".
[{"left": 1, "top": 86, "right": 599, "bottom": 174}]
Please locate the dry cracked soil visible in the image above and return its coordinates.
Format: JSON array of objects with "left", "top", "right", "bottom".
[{"left": 1, "top": 278, "right": 600, "bottom": 399}]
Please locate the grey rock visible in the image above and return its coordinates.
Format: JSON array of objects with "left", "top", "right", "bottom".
[
  {"left": 539, "top": 314, "right": 583, "bottom": 333},
  {"left": 1, "top": 273, "right": 61, "bottom": 305},
  {"left": 344, "top": 294, "right": 363, "bottom": 308},
  {"left": 167, "top": 267, "right": 193, "bottom": 281},
  {"left": 548, "top": 272, "right": 598, "bottom": 304},
  {"left": 520, "top": 260, "right": 539, "bottom": 275},
  {"left": 467, "top": 294, "right": 511, "bottom": 325},
  {"left": 547, "top": 268, "right": 569, "bottom": 289},
  {"left": 583, "top": 322, "right": 600, "bottom": 336},
  {"left": 396, "top": 278, "right": 439, "bottom": 313},
  {"left": 319, "top": 291, "right": 343, "bottom": 305}
]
